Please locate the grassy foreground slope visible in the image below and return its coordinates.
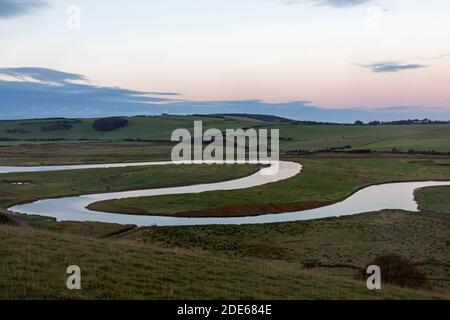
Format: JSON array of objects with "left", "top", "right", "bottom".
[
  {"left": 1, "top": 224, "right": 444, "bottom": 300},
  {"left": 121, "top": 208, "right": 450, "bottom": 292},
  {"left": 1, "top": 185, "right": 449, "bottom": 299}
]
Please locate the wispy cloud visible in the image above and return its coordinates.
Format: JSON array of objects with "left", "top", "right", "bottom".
[
  {"left": 357, "top": 61, "right": 428, "bottom": 73},
  {"left": 1, "top": 67, "right": 449, "bottom": 122},
  {"left": 0, "top": 0, "right": 47, "bottom": 18},
  {"left": 0, "top": 67, "right": 86, "bottom": 84},
  {"left": 279, "top": 0, "right": 373, "bottom": 8},
  {"left": 417, "top": 53, "right": 450, "bottom": 61},
  {"left": 0, "top": 67, "right": 181, "bottom": 118}
]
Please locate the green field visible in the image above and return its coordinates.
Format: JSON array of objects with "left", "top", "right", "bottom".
[
  {"left": 263, "top": 122, "right": 450, "bottom": 152},
  {"left": 92, "top": 155, "right": 450, "bottom": 217},
  {"left": 0, "top": 142, "right": 174, "bottom": 166},
  {"left": 1, "top": 114, "right": 450, "bottom": 300},
  {"left": 416, "top": 186, "right": 450, "bottom": 214},
  {"left": 0, "top": 115, "right": 266, "bottom": 141},
  {"left": 1, "top": 184, "right": 449, "bottom": 299},
  {"left": 2, "top": 115, "right": 450, "bottom": 153},
  {"left": 0, "top": 164, "right": 259, "bottom": 209},
  {"left": 2, "top": 223, "right": 445, "bottom": 300}
]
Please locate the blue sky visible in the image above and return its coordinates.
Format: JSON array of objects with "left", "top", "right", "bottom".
[{"left": 1, "top": 0, "right": 450, "bottom": 120}]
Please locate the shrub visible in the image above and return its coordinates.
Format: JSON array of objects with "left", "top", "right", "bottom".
[
  {"left": 6, "top": 128, "right": 30, "bottom": 134},
  {"left": 0, "top": 210, "right": 19, "bottom": 226},
  {"left": 93, "top": 117, "right": 128, "bottom": 132},
  {"left": 41, "top": 123, "right": 72, "bottom": 131},
  {"left": 363, "top": 253, "right": 427, "bottom": 289}
]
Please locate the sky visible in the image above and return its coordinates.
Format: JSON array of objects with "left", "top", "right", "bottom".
[{"left": 1, "top": 0, "right": 450, "bottom": 117}]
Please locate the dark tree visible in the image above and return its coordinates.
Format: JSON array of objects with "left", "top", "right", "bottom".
[{"left": 93, "top": 117, "right": 129, "bottom": 132}]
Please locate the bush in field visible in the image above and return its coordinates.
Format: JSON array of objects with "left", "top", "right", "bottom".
[
  {"left": 0, "top": 210, "right": 19, "bottom": 226},
  {"left": 6, "top": 128, "right": 30, "bottom": 134},
  {"left": 364, "top": 253, "right": 427, "bottom": 289},
  {"left": 41, "top": 123, "right": 72, "bottom": 131},
  {"left": 93, "top": 117, "right": 128, "bottom": 132}
]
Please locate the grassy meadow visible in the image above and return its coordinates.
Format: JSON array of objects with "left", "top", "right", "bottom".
[
  {"left": 0, "top": 164, "right": 259, "bottom": 209},
  {"left": 2, "top": 115, "right": 450, "bottom": 154},
  {"left": 93, "top": 154, "right": 450, "bottom": 217},
  {"left": 0, "top": 142, "right": 174, "bottom": 166},
  {"left": 0, "top": 115, "right": 267, "bottom": 142},
  {"left": 1, "top": 185, "right": 449, "bottom": 299},
  {"left": 3, "top": 222, "right": 447, "bottom": 300},
  {"left": 1, "top": 114, "right": 449, "bottom": 299}
]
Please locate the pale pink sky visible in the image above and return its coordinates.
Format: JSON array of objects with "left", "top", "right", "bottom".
[{"left": 1, "top": 0, "right": 450, "bottom": 108}]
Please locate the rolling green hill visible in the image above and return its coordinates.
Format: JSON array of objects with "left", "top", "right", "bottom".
[
  {"left": 0, "top": 115, "right": 267, "bottom": 141},
  {"left": 1, "top": 115, "right": 450, "bottom": 152}
]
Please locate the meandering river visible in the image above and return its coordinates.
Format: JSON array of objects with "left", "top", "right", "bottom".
[{"left": 4, "top": 161, "right": 450, "bottom": 226}]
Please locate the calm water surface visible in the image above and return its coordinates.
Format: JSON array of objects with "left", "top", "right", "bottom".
[{"left": 4, "top": 161, "right": 449, "bottom": 226}]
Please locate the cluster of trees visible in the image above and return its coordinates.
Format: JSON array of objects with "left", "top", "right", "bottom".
[
  {"left": 4, "top": 119, "right": 82, "bottom": 133},
  {"left": 41, "top": 123, "right": 72, "bottom": 131},
  {"left": 6, "top": 128, "right": 30, "bottom": 134},
  {"left": 291, "top": 119, "right": 449, "bottom": 126},
  {"left": 286, "top": 145, "right": 353, "bottom": 155},
  {"left": 355, "top": 119, "right": 450, "bottom": 126},
  {"left": 19, "top": 119, "right": 82, "bottom": 126},
  {"left": 123, "top": 138, "right": 176, "bottom": 145},
  {"left": 287, "top": 146, "right": 450, "bottom": 156},
  {"left": 93, "top": 117, "right": 128, "bottom": 132},
  {"left": 291, "top": 120, "right": 342, "bottom": 126},
  {"left": 393, "top": 148, "right": 450, "bottom": 155},
  {"left": 0, "top": 138, "right": 101, "bottom": 142}
]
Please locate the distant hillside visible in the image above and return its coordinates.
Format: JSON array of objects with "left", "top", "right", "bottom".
[
  {"left": 0, "top": 115, "right": 271, "bottom": 142},
  {"left": 211, "top": 114, "right": 293, "bottom": 122},
  {"left": 1, "top": 114, "right": 450, "bottom": 152}
]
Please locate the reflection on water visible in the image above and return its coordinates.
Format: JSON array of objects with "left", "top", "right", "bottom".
[{"left": 5, "top": 162, "right": 450, "bottom": 227}]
